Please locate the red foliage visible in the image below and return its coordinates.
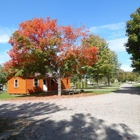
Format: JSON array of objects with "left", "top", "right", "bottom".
[{"left": 4, "top": 17, "right": 98, "bottom": 78}]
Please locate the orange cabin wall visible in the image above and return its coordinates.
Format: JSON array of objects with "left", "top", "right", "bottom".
[
  {"left": 61, "top": 78, "right": 70, "bottom": 89},
  {"left": 49, "top": 78, "right": 70, "bottom": 90},
  {"left": 8, "top": 77, "right": 26, "bottom": 94},
  {"left": 8, "top": 77, "right": 70, "bottom": 94},
  {"left": 26, "top": 79, "right": 43, "bottom": 94}
]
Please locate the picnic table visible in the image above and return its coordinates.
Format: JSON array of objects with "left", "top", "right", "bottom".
[{"left": 67, "top": 86, "right": 81, "bottom": 95}]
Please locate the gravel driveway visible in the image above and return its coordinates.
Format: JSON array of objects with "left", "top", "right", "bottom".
[{"left": 0, "top": 83, "right": 140, "bottom": 140}]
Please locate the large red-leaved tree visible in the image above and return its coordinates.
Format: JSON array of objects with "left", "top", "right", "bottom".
[{"left": 4, "top": 17, "right": 98, "bottom": 96}]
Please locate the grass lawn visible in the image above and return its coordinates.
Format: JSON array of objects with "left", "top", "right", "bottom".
[
  {"left": 83, "top": 82, "right": 120, "bottom": 95},
  {"left": 133, "top": 83, "right": 140, "bottom": 88},
  {"left": 0, "top": 91, "right": 21, "bottom": 100}
]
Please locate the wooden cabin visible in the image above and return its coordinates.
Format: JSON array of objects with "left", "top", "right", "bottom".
[{"left": 8, "top": 77, "right": 70, "bottom": 94}]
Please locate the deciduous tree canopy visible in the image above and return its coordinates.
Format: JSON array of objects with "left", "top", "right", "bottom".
[
  {"left": 125, "top": 7, "right": 140, "bottom": 71},
  {"left": 82, "top": 34, "right": 120, "bottom": 87},
  {"left": 4, "top": 17, "right": 98, "bottom": 96}
]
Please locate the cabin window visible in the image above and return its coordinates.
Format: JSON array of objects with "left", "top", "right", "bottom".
[
  {"left": 34, "top": 79, "right": 39, "bottom": 86},
  {"left": 14, "top": 79, "right": 18, "bottom": 88}
]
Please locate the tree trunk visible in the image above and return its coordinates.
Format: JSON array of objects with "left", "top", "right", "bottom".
[
  {"left": 107, "top": 76, "right": 110, "bottom": 86},
  {"left": 95, "top": 76, "right": 99, "bottom": 88},
  {"left": 58, "top": 77, "right": 62, "bottom": 96}
]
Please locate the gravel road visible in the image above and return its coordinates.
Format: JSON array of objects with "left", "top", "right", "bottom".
[{"left": 0, "top": 83, "right": 140, "bottom": 140}]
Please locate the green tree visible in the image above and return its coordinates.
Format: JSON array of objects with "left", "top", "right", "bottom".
[
  {"left": 125, "top": 72, "right": 137, "bottom": 82},
  {"left": 82, "top": 34, "right": 120, "bottom": 87},
  {"left": 127, "top": 73, "right": 135, "bottom": 82},
  {"left": 117, "top": 69, "right": 126, "bottom": 82},
  {"left": 125, "top": 7, "right": 140, "bottom": 71},
  {"left": 101, "top": 50, "right": 120, "bottom": 86},
  {"left": 0, "top": 64, "right": 7, "bottom": 85},
  {"left": 82, "top": 34, "right": 107, "bottom": 88},
  {"left": 133, "top": 72, "right": 140, "bottom": 82}
]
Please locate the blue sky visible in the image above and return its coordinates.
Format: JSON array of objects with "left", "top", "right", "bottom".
[{"left": 0, "top": 0, "right": 140, "bottom": 71}]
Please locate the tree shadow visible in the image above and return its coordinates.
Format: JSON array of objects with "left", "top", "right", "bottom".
[
  {"left": 0, "top": 102, "right": 67, "bottom": 119},
  {"left": 0, "top": 105, "right": 139, "bottom": 140},
  {"left": 114, "top": 86, "right": 140, "bottom": 95}
]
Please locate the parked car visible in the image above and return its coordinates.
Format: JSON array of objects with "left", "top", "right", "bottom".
[{"left": 0, "top": 84, "right": 3, "bottom": 91}]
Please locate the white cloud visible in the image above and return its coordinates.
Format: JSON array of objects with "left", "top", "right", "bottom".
[
  {"left": 121, "top": 64, "right": 133, "bottom": 72},
  {"left": 107, "top": 37, "right": 127, "bottom": 52},
  {"left": 100, "top": 22, "right": 125, "bottom": 30},
  {"left": 108, "top": 31, "right": 125, "bottom": 40},
  {"left": 0, "top": 27, "right": 15, "bottom": 43},
  {"left": 0, "top": 34, "right": 10, "bottom": 43},
  {"left": 90, "top": 22, "right": 125, "bottom": 33}
]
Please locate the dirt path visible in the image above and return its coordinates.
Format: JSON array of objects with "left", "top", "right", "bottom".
[{"left": 0, "top": 83, "right": 140, "bottom": 140}]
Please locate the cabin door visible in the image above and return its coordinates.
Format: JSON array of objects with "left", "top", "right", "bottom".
[{"left": 43, "top": 79, "right": 48, "bottom": 92}]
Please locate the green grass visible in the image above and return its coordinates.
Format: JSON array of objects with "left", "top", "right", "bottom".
[
  {"left": 83, "top": 82, "right": 120, "bottom": 95},
  {"left": 0, "top": 91, "right": 21, "bottom": 100},
  {"left": 133, "top": 83, "right": 140, "bottom": 88}
]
